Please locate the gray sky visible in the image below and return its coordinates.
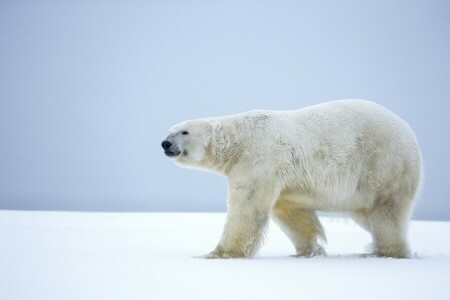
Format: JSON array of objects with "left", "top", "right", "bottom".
[{"left": 0, "top": 1, "right": 449, "bottom": 220}]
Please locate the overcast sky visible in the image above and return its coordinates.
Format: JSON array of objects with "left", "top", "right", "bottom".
[{"left": 0, "top": 0, "right": 449, "bottom": 220}]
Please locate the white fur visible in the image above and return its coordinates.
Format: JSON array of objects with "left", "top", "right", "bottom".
[{"left": 164, "top": 100, "right": 422, "bottom": 258}]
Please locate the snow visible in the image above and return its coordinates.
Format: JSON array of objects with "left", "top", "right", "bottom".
[{"left": 1, "top": 211, "right": 449, "bottom": 300}]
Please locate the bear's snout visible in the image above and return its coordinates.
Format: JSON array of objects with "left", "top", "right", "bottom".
[
  {"left": 162, "top": 139, "right": 181, "bottom": 157},
  {"left": 161, "top": 140, "right": 172, "bottom": 150}
]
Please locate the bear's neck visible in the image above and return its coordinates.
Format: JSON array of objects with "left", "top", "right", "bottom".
[{"left": 204, "top": 124, "right": 242, "bottom": 175}]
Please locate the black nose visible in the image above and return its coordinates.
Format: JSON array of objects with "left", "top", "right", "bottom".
[{"left": 161, "top": 140, "right": 172, "bottom": 150}]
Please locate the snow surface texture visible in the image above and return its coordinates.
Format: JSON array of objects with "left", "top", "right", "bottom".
[{"left": 1, "top": 211, "right": 449, "bottom": 300}]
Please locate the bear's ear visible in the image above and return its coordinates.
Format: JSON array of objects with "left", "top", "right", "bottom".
[{"left": 212, "top": 121, "right": 222, "bottom": 133}]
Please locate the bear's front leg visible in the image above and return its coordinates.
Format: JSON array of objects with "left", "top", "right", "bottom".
[{"left": 201, "top": 181, "right": 278, "bottom": 259}]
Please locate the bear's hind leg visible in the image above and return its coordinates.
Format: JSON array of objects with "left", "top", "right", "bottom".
[
  {"left": 273, "top": 199, "right": 326, "bottom": 257},
  {"left": 367, "top": 199, "right": 413, "bottom": 258}
]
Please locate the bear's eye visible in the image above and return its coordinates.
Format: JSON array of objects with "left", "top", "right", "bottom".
[{"left": 182, "top": 131, "right": 189, "bottom": 135}]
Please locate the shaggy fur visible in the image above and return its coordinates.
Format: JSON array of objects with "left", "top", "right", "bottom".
[{"left": 162, "top": 100, "right": 422, "bottom": 258}]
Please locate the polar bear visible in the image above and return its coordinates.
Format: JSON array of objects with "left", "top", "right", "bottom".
[{"left": 161, "top": 100, "right": 422, "bottom": 259}]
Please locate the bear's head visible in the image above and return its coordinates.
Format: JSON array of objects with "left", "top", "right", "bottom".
[{"left": 161, "top": 119, "right": 222, "bottom": 169}]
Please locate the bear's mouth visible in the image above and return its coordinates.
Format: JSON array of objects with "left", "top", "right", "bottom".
[{"left": 164, "top": 150, "right": 181, "bottom": 157}]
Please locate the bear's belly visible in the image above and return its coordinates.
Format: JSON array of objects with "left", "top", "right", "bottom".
[{"left": 279, "top": 188, "right": 372, "bottom": 212}]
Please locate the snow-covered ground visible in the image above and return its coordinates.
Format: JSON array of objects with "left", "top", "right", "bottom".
[{"left": 1, "top": 211, "right": 449, "bottom": 300}]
